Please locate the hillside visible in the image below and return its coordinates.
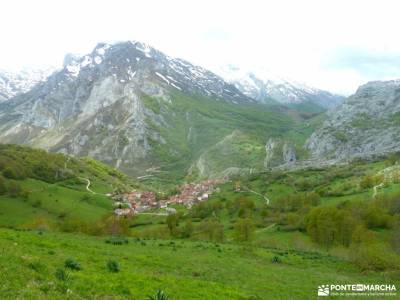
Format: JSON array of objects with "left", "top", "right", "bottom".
[{"left": 0, "top": 144, "right": 138, "bottom": 229}]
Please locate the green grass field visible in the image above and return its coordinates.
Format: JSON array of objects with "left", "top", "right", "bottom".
[{"left": 1, "top": 228, "right": 397, "bottom": 300}]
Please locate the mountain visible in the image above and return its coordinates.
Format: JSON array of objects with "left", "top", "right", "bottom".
[
  {"left": 216, "top": 65, "right": 344, "bottom": 109},
  {"left": 0, "top": 67, "right": 56, "bottom": 102},
  {"left": 306, "top": 79, "right": 400, "bottom": 161},
  {"left": 0, "top": 41, "right": 303, "bottom": 181}
]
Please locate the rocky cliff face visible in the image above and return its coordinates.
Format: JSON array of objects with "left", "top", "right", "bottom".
[
  {"left": 0, "top": 41, "right": 279, "bottom": 178},
  {"left": 264, "top": 138, "right": 297, "bottom": 169},
  {"left": 306, "top": 80, "right": 400, "bottom": 161}
]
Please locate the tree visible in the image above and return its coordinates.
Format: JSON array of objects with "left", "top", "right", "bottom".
[
  {"left": 0, "top": 176, "right": 6, "bottom": 195},
  {"left": 305, "top": 206, "right": 357, "bottom": 248},
  {"left": 234, "top": 218, "right": 255, "bottom": 242},
  {"left": 351, "top": 225, "right": 376, "bottom": 245},
  {"left": 199, "top": 219, "right": 224, "bottom": 242},
  {"left": 101, "top": 215, "right": 131, "bottom": 236},
  {"left": 359, "top": 175, "right": 375, "bottom": 190},
  {"left": 181, "top": 220, "right": 194, "bottom": 238},
  {"left": 362, "top": 205, "right": 391, "bottom": 229},
  {"left": 166, "top": 213, "right": 180, "bottom": 236}
]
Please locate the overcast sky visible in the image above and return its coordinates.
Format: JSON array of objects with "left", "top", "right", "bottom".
[{"left": 1, "top": 0, "right": 400, "bottom": 95}]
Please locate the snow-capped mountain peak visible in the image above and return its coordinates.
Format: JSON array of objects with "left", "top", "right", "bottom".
[
  {"left": 215, "top": 65, "right": 344, "bottom": 108},
  {"left": 0, "top": 67, "right": 57, "bottom": 102}
]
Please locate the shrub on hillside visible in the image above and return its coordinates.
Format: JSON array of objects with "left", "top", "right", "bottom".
[
  {"left": 107, "top": 260, "right": 120, "bottom": 273},
  {"left": 350, "top": 242, "right": 400, "bottom": 271},
  {"left": 362, "top": 205, "right": 392, "bottom": 229},
  {"left": 234, "top": 218, "right": 255, "bottom": 242},
  {"left": 55, "top": 268, "right": 70, "bottom": 281},
  {"left": 147, "top": 289, "right": 169, "bottom": 300},
  {"left": 199, "top": 219, "right": 225, "bottom": 242},
  {"left": 359, "top": 174, "right": 379, "bottom": 190},
  {"left": 7, "top": 182, "right": 23, "bottom": 198},
  {"left": 64, "top": 258, "right": 82, "bottom": 271}
]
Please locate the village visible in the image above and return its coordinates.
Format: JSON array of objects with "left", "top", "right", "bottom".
[{"left": 112, "top": 179, "right": 225, "bottom": 216}]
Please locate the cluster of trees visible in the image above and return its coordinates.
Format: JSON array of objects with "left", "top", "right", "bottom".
[
  {"left": 164, "top": 200, "right": 257, "bottom": 243},
  {"left": 0, "top": 175, "right": 27, "bottom": 198},
  {"left": 305, "top": 206, "right": 355, "bottom": 248},
  {"left": 303, "top": 194, "right": 400, "bottom": 271},
  {"left": 0, "top": 144, "right": 74, "bottom": 183},
  {"left": 59, "top": 215, "right": 132, "bottom": 236}
]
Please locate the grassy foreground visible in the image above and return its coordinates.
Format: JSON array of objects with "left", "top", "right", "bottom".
[{"left": 0, "top": 228, "right": 398, "bottom": 300}]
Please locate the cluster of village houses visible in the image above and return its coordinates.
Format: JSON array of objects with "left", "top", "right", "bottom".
[{"left": 113, "top": 179, "right": 224, "bottom": 216}]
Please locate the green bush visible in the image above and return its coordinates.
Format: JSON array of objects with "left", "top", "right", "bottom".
[
  {"left": 64, "top": 258, "right": 82, "bottom": 271},
  {"left": 362, "top": 205, "right": 391, "bottom": 229},
  {"left": 147, "top": 289, "right": 169, "bottom": 300},
  {"left": 359, "top": 174, "right": 377, "bottom": 190},
  {"left": 234, "top": 218, "right": 255, "bottom": 242},
  {"left": 107, "top": 260, "right": 120, "bottom": 273},
  {"left": 28, "top": 261, "right": 46, "bottom": 273},
  {"left": 7, "top": 182, "right": 23, "bottom": 198},
  {"left": 55, "top": 268, "right": 70, "bottom": 281},
  {"left": 271, "top": 255, "right": 282, "bottom": 263},
  {"left": 350, "top": 242, "right": 400, "bottom": 271}
]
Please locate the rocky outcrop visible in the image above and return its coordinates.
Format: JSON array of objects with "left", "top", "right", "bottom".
[
  {"left": 306, "top": 80, "right": 400, "bottom": 161},
  {"left": 264, "top": 138, "right": 297, "bottom": 169}
]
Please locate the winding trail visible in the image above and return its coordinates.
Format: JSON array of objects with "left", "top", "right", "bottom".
[
  {"left": 372, "top": 182, "right": 384, "bottom": 198},
  {"left": 78, "top": 177, "right": 96, "bottom": 194},
  {"left": 240, "top": 187, "right": 270, "bottom": 205},
  {"left": 255, "top": 223, "right": 276, "bottom": 233}
]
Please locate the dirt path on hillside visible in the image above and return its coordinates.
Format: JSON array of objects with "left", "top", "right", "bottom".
[
  {"left": 372, "top": 182, "right": 384, "bottom": 198},
  {"left": 240, "top": 187, "right": 270, "bottom": 205},
  {"left": 78, "top": 177, "right": 97, "bottom": 194}
]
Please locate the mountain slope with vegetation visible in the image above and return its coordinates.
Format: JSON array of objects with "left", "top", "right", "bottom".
[{"left": 0, "top": 144, "right": 138, "bottom": 229}]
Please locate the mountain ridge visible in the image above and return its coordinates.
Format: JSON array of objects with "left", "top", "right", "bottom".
[{"left": 216, "top": 64, "right": 345, "bottom": 109}]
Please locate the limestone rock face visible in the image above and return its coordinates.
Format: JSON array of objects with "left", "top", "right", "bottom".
[
  {"left": 264, "top": 138, "right": 297, "bottom": 169},
  {"left": 306, "top": 80, "right": 400, "bottom": 161}
]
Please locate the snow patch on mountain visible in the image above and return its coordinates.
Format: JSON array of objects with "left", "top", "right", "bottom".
[
  {"left": 0, "top": 67, "right": 57, "bottom": 101},
  {"left": 216, "top": 65, "right": 344, "bottom": 108}
]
